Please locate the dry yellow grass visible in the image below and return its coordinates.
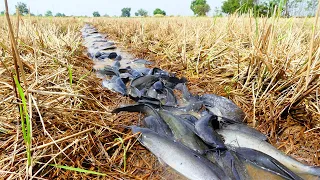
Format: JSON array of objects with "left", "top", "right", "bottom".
[{"left": 0, "top": 14, "right": 319, "bottom": 179}]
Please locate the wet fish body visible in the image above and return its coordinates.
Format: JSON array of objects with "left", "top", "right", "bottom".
[
  {"left": 201, "top": 94, "right": 245, "bottom": 122},
  {"left": 131, "top": 59, "right": 153, "bottom": 65},
  {"left": 217, "top": 129, "right": 320, "bottom": 176},
  {"left": 175, "top": 83, "right": 194, "bottom": 101},
  {"left": 115, "top": 55, "right": 122, "bottom": 61},
  {"left": 128, "top": 86, "right": 142, "bottom": 98},
  {"left": 234, "top": 147, "right": 302, "bottom": 180},
  {"left": 131, "top": 126, "right": 230, "bottom": 180},
  {"left": 195, "top": 114, "right": 226, "bottom": 150},
  {"left": 206, "top": 150, "right": 250, "bottom": 180},
  {"left": 112, "top": 103, "right": 173, "bottom": 137},
  {"left": 102, "top": 76, "right": 127, "bottom": 95},
  {"left": 163, "top": 87, "right": 177, "bottom": 106},
  {"left": 130, "top": 75, "right": 158, "bottom": 90},
  {"left": 179, "top": 114, "right": 198, "bottom": 125},
  {"left": 223, "top": 123, "right": 267, "bottom": 141},
  {"left": 142, "top": 116, "right": 173, "bottom": 136},
  {"left": 158, "top": 110, "right": 208, "bottom": 154}
]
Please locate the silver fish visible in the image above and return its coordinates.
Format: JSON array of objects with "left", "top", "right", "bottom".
[
  {"left": 206, "top": 150, "right": 250, "bottom": 180},
  {"left": 158, "top": 110, "right": 208, "bottom": 154},
  {"left": 217, "top": 129, "right": 320, "bottom": 176},
  {"left": 195, "top": 114, "right": 226, "bottom": 150},
  {"left": 233, "top": 147, "right": 302, "bottom": 180},
  {"left": 130, "top": 75, "right": 158, "bottom": 90},
  {"left": 201, "top": 94, "right": 245, "bottom": 122},
  {"left": 223, "top": 124, "right": 267, "bottom": 141},
  {"left": 102, "top": 76, "right": 127, "bottom": 95},
  {"left": 112, "top": 103, "right": 173, "bottom": 137},
  {"left": 131, "top": 126, "right": 230, "bottom": 180}
]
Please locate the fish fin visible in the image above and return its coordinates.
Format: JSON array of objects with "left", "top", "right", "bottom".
[
  {"left": 228, "top": 155, "right": 242, "bottom": 180},
  {"left": 270, "top": 159, "right": 303, "bottom": 180}
]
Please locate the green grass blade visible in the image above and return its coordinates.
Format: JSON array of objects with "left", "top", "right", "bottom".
[
  {"left": 14, "top": 75, "right": 32, "bottom": 166},
  {"left": 18, "top": 104, "right": 27, "bottom": 140},
  {"left": 49, "top": 164, "right": 106, "bottom": 176},
  {"left": 77, "top": 69, "right": 91, "bottom": 85}
]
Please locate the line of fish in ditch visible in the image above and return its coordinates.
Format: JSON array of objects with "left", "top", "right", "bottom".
[{"left": 81, "top": 24, "right": 320, "bottom": 180}]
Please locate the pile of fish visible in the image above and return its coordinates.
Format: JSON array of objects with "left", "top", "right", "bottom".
[{"left": 81, "top": 24, "right": 320, "bottom": 180}]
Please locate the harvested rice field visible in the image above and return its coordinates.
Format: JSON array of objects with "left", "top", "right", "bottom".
[{"left": 1, "top": 11, "right": 320, "bottom": 180}]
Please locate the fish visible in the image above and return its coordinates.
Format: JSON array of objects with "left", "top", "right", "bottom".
[
  {"left": 127, "top": 68, "right": 143, "bottom": 78},
  {"left": 142, "top": 116, "right": 173, "bottom": 136},
  {"left": 195, "top": 113, "right": 227, "bottom": 150},
  {"left": 119, "top": 73, "right": 133, "bottom": 79},
  {"left": 175, "top": 83, "right": 204, "bottom": 111},
  {"left": 119, "top": 73, "right": 132, "bottom": 84},
  {"left": 183, "top": 99, "right": 203, "bottom": 112},
  {"left": 94, "top": 51, "right": 110, "bottom": 58},
  {"left": 145, "top": 85, "right": 177, "bottom": 106},
  {"left": 112, "top": 103, "right": 173, "bottom": 137},
  {"left": 175, "top": 83, "right": 196, "bottom": 101},
  {"left": 162, "top": 76, "right": 188, "bottom": 89},
  {"left": 201, "top": 94, "right": 245, "bottom": 122},
  {"left": 146, "top": 86, "right": 158, "bottom": 99},
  {"left": 223, "top": 123, "right": 267, "bottom": 141},
  {"left": 113, "top": 60, "right": 121, "bottom": 69},
  {"left": 216, "top": 129, "right": 320, "bottom": 176},
  {"left": 199, "top": 111, "right": 243, "bottom": 129},
  {"left": 93, "top": 35, "right": 103, "bottom": 39},
  {"left": 206, "top": 150, "right": 250, "bottom": 180},
  {"left": 130, "top": 58, "right": 153, "bottom": 65},
  {"left": 160, "top": 105, "right": 202, "bottom": 119},
  {"left": 148, "top": 67, "right": 171, "bottom": 77},
  {"left": 128, "top": 86, "right": 142, "bottom": 98},
  {"left": 179, "top": 114, "right": 198, "bottom": 125},
  {"left": 115, "top": 55, "right": 122, "bottom": 60},
  {"left": 137, "top": 96, "right": 164, "bottom": 106},
  {"left": 100, "top": 42, "right": 116, "bottom": 50},
  {"left": 97, "top": 68, "right": 119, "bottom": 76},
  {"left": 158, "top": 110, "right": 208, "bottom": 154},
  {"left": 102, "top": 76, "right": 127, "bottom": 95},
  {"left": 130, "top": 75, "right": 159, "bottom": 90},
  {"left": 97, "top": 54, "right": 110, "bottom": 60},
  {"left": 233, "top": 147, "right": 302, "bottom": 180},
  {"left": 131, "top": 126, "right": 230, "bottom": 180},
  {"left": 134, "top": 67, "right": 151, "bottom": 75},
  {"left": 163, "top": 87, "right": 177, "bottom": 106}
]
